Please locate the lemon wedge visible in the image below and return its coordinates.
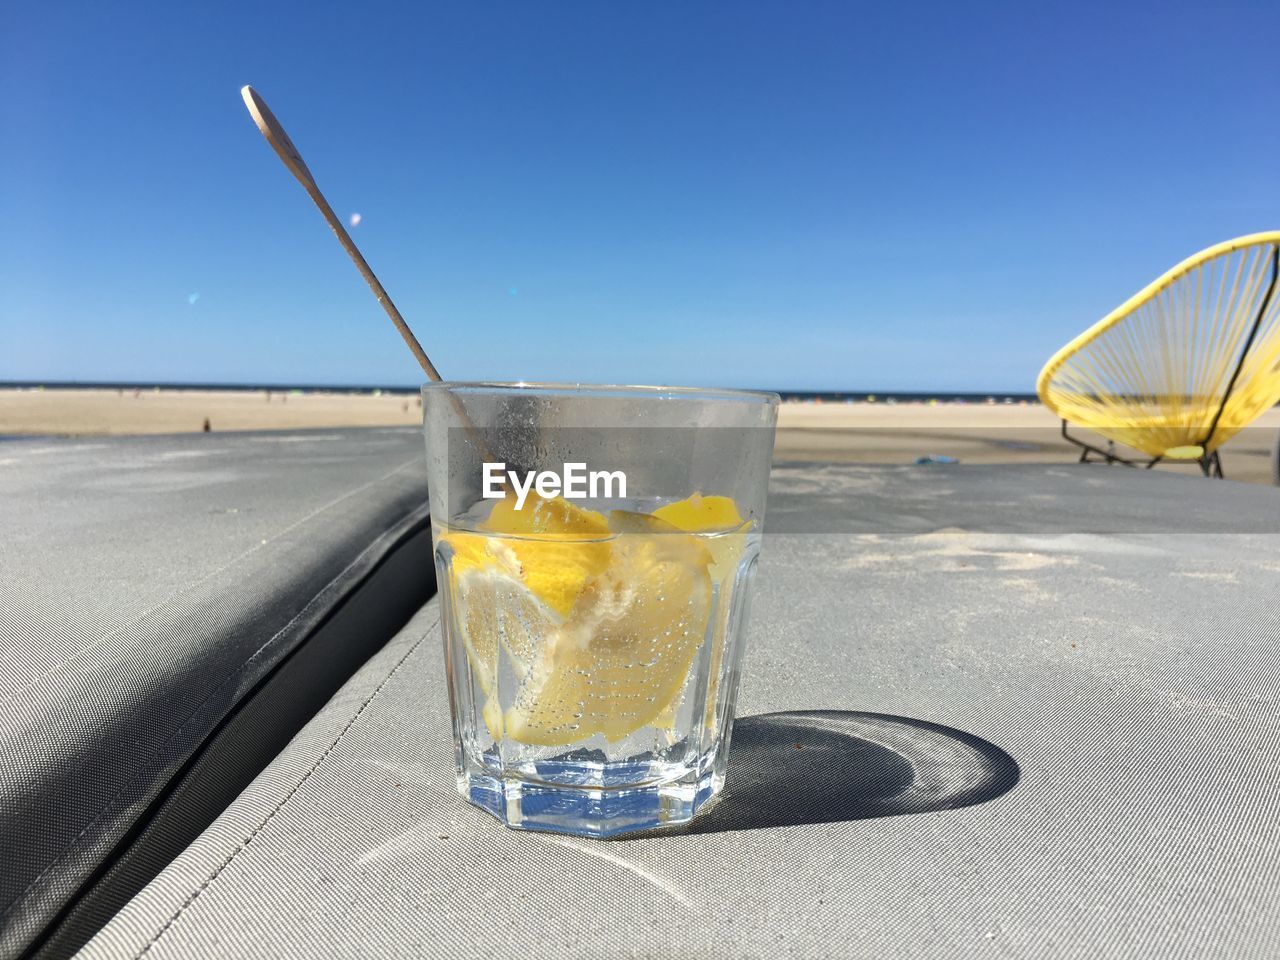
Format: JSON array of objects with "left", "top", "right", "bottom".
[
  {"left": 440, "top": 494, "right": 737, "bottom": 747},
  {"left": 436, "top": 525, "right": 535, "bottom": 736},
  {"left": 503, "top": 513, "right": 712, "bottom": 746},
  {"left": 654, "top": 492, "right": 750, "bottom": 576},
  {"left": 478, "top": 495, "right": 611, "bottom": 618},
  {"left": 653, "top": 493, "right": 753, "bottom": 731},
  {"left": 652, "top": 493, "right": 744, "bottom": 532}
]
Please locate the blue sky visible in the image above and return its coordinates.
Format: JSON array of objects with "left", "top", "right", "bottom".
[{"left": 3, "top": 1, "right": 1279, "bottom": 392}]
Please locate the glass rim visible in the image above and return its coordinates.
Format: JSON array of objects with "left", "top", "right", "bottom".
[{"left": 420, "top": 381, "right": 780, "bottom": 405}]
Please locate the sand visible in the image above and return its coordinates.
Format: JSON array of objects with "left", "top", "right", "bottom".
[
  {"left": 2, "top": 388, "right": 1277, "bottom": 486},
  {"left": 774, "top": 401, "right": 1280, "bottom": 485},
  {"left": 0, "top": 387, "right": 424, "bottom": 435}
]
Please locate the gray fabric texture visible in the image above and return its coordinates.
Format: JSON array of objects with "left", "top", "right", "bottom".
[
  {"left": 78, "top": 464, "right": 1280, "bottom": 959},
  {"left": 764, "top": 461, "right": 1280, "bottom": 534},
  {"left": 0, "top": 428, "right": 430, "bottom": 957}
]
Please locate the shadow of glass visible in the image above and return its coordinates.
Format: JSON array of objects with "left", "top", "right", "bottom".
[{"left": 679, "top": 710, "right": 1019, "bottom": 835}]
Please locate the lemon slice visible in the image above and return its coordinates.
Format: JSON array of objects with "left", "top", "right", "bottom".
[
  {"left": 478, "top": 495, "right": 612, "bottom": 618},
  {"left": 652, "top": 493, "right": 744, "bottom": 532},
  {"left": 653, "top": 492, "right": 750, "bottom": 575},
  {"left": 441, "top": 496, "right": 724, "bottom": 748},
  {"left": 503, "top": 512, "right": 713, "bottom": 746},
  {"left": 441, "top": 497, "right": 614, "bottom": 741},
  {"left": 436, "top": 530, "right": 533, "bottom": 738},
  {"left": 483, "top": 494, "right": 611, "bottom": 537},
  {"left": 653, "top": 493, "right": 753, "bottom": 731},
  {"left": 451, "top": 561, "right": 550, "bottom": 738}
]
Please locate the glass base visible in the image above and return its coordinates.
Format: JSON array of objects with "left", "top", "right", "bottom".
[{"left": 460, "top": 766, "right": 722, "bottom": 838}]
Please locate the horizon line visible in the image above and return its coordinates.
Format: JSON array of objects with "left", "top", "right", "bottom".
[{"left": 0, "top": 379, "right": 1042, "bottom": 399}]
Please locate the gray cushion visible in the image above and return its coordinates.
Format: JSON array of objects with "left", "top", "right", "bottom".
[
  {"left": 75, "top": 465, "right": 1280, "bottom": 959},
  {"left": 0, "top": 428, "right": 429, "bottom": 958}
]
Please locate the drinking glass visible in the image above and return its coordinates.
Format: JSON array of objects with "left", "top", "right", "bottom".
[{"left": 422, "top": 382, "right": 777, "bottom": 836}]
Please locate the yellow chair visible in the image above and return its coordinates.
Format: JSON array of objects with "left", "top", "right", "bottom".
[{"left": 1038, "top": 232, "right": 1280, "bottom": 478}]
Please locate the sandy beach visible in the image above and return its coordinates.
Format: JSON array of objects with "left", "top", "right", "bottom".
[{"left": 2, "top": 387, "right": 1277, "bottom": 486}]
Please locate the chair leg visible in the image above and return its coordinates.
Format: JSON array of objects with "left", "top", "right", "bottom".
[
  {"left": 1198, "top": 451, "right": 1224, "bottom": 479},
  {"left": 1062, "top": 420, "right": 1140, "bottom": 467}
]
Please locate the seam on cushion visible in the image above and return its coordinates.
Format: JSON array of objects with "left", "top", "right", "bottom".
[
  {"left": 136, "top": 616, "right": 435, "bottom": 958},
  {"left": 0, "top": 458, "right": 419, "bottom": 709},
  {"left": 0, "top": 498, "right": 430, "bottom": 924}
]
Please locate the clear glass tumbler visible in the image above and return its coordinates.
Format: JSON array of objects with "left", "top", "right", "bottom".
[{"left": 422, "top": 383, "right": 778, "bottom": 836}]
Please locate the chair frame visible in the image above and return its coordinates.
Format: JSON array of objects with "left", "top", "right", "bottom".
[{"left": 1039, "top": 234, "right": 1280, "bottom": 480}]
